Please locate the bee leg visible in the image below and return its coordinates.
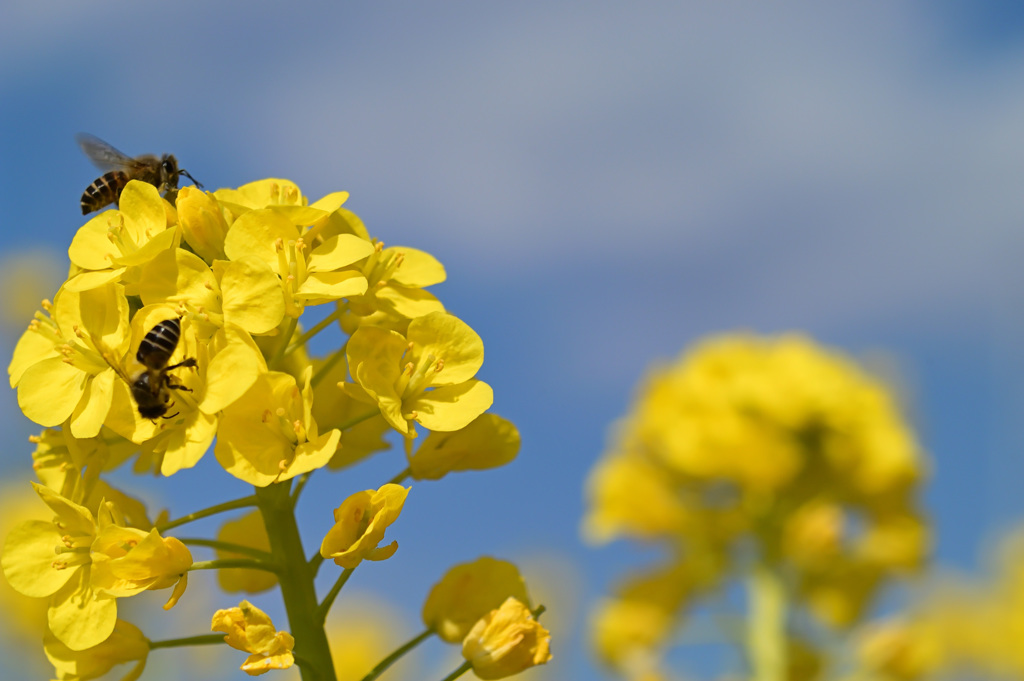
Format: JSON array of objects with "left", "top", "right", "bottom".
[
  {"left": 165, "top": 379, "right": 193, "bottom": 393},
  {"left": 166, "top": 358, "right": 198, "bottom": 372},
  {"left": 161, "top": 411, "right": 181, "bottom": 420}
]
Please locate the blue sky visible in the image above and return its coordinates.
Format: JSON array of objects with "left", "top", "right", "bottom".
[{"left": 3, "top": 2, "right": 1024, "bottom": 679}]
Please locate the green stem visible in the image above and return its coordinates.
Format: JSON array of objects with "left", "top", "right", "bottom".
[
  {"left": 438, "top": 661, "right": 473, "bottom": 681},
  {"left": 286, "top": 309, "right": 342, "bottom": 356},
  {"left": 309, "top": 552, "right": 326, "bottom": 577},
  {"left": 178, "top": 538, "right": 274, "bottom": 561},
  {"left": 270, "top": 316, "right": 300, "bottom": 369},
  {"left": 748, "top": 561, "right": 787, "bottom": 681},
  {"left": 149, "top": 634, "right": 225, "bottom": 650},
  {"left": 156, "top": 495, "right": 258, "bottom": 533},
  {"left": 256, "top": 482, "right": 336, "bottom": 681},
  {"left": 316, "top": 567, "right": 355, "bottom": 623},
  {"left": 190, "top": 558, "right": 280, "bottom": 573},
  {"left": 387, "top": 467, "right": 412, "bottom": 486},
  {"left": 358, "top": 628, "right": 434, "bottom": 681}
]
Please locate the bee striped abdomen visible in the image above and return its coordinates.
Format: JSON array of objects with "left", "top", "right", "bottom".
[
  {"left": 80, "top": 170, "right": 130, "bottom": 215},
  {"left": 137, "top": 318, "right": 182, "bottom": 369}
]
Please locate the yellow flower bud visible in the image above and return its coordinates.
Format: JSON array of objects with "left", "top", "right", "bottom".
[
  {"left": 461, "top": 597, "right": 551, "bottom": 680},
  {"left": 177, "top": 186, "right": 229, "bottom": 263}
]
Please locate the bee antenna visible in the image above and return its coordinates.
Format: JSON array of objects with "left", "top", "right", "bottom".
[{"left": 180, "top": 169, "right": 203, "bottom": 190}]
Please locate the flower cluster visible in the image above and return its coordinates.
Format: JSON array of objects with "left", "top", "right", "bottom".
[
  {"left": 3, "top": 178, "right": 547, "bottom": 681},
  {"left": 583, "top": 334, "right": 928, "bottom": 679}
]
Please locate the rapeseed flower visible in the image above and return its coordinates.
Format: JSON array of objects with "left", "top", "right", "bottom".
[
  {"left": 3, "top": 174, "right": 533, "bottom": 681},
  {"left": 13, "top": 283, "right": 130, "bottom": 438},
  {"left": 320, "top": 484, "right": 409, "bottom": 569},
  {"left": 65, "top": 181, "right": 178, "bottom": 293},
  {"left": 211, "top": 600, "right": 294, "bottom": 675},
  {"left": 2, "top": 483, "right": 189, "bottom": 650},
  {"left": 584, "top": 333, "right": 928, "bottom": 678},
  {"left": 345, "top": 310, "right": 493, "bottom": 436},
  {"left": 215, "top": 366, "right": 339, "bottom": 486},
  {"left": 461, "top": 597, "right": 552, "bottom": 680},
  {"left": 339, "top": 242, "right": 446, "bottom": 333}
]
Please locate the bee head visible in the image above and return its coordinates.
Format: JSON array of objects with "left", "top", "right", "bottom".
[{"left": 160, "top": 154, "right": 180, "bottom": 189}]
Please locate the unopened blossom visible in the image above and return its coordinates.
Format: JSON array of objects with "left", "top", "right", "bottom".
[
  {"left": 422, "top": 557, "right": 530, "bottom": 643},
  {"left": 345, "top": 310, "right": 493, "bottom": 436},
  {"left": 212, "top": 600, "right": 294, "bottom": 676},
  {"left": 320, "top": 484, "right": 409, "bottom": 569},
  {"left": 176, "top": 186, "right": 229, "bottom": 263},
  {"left": 461, "top": 597, "right": 552, "bottom": 680}
]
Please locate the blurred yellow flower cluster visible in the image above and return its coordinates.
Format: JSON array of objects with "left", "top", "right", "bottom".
[
  {"left": 583, "top": 334, "right": 928, "bottom": 679},
  {"left": 2, "top": 178, "right": 545, "bottom": 681}
]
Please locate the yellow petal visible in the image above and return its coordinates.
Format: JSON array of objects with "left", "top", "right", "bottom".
[
  {"left": 18, "top": 357, "right": 85, "bottom": 427},
  {"left": 1, "top": 520, "right": 77, "bottom": 598},
  {"left": 409, "top": 380, "right": 493, "bottom": 432}
]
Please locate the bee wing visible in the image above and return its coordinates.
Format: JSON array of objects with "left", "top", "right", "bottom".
[{"left": 76, "top": 133, "right": 144, "bottom": 172}]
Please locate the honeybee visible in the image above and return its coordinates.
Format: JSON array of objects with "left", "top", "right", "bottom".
[
  {"left": 77, "top": 133, "right": 202, "bottom": 215},
  {"left": 112, "top": 318, "right": 198, "bottom": 419}
]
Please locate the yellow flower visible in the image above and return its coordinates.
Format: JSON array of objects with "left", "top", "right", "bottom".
[
  {"left": 215, "top": 366, "right": 340, "bottom": 486},
  {"left": 310, "top": 355, "right": 390, "bottom": 470},
  {"left": 581, "top": 451, "right": 687, "bottom": 545},
  {"left": 211, "top": 600, "right": 294, "bottom": 676},
  {"left": 136, "top": 248, "right": 285, "bottom": 340},
  {"left": 222, "top": 190, "right": 374, "bottom": 317},
  {"left": 44, "top": 619, "right": 149, "bottom": 681},
  {"left": 320, "top": 484, "right": 409, "bottom": 569},
  {"left": 89, "top": 523, "right": 192, "bottom": 609},
  {"left": 216, "top": 510, "right": 277, "bottom": 593},
  {"left": 585, "top": 332, "right": 929, "bottom": 637},
  {"left": 422, "top": 557, "right": 531, "bottom": 643},
  {"left": 461, "top": 597, "right": 552, "bottom": 680},
  {"left": 339, "top": 242, "right": 446, "bottom": 334},
  {"left": 14, "top": 283, "right": 130, "bottom": 438},
  {"left": 345, "top": 311, "right": 494, "bottom": 436},
  {"left": 2, "top": 481, "right": 192, "bottom": 651},
  {"left": 103, "top": 308, "right": 265, "bottom": 476},
  {"left": 409, "top": 413, "right": 520, "bottom": 480},
  {"left": 591, "top": 597, "right": 673, "bottom": 671},
  {"left": 65, "top": 181, "right": 179, "bottom": 293}
]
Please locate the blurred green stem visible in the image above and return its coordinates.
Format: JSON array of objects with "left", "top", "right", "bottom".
[{"left": 748, "top": 561, "right": 786, "bottom": 681}]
